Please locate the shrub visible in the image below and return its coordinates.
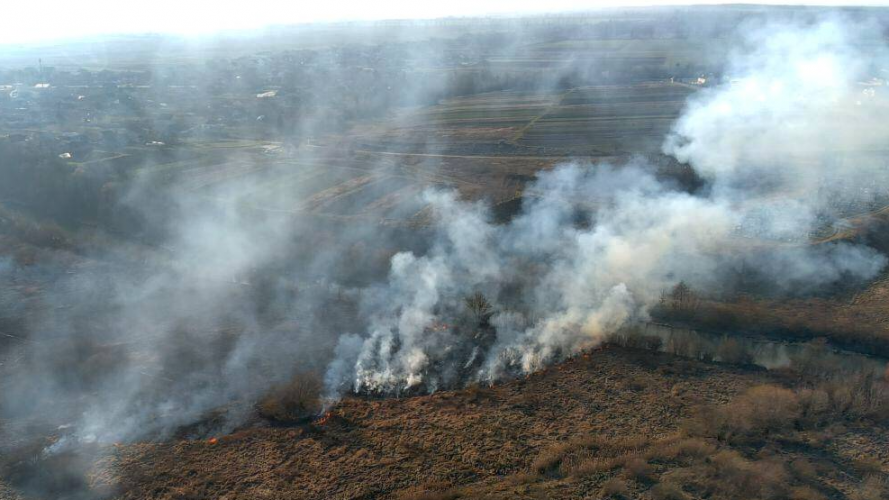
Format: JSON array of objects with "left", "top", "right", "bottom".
[
  {"left": 530, "top": 442, "right": 571, "bottom": 476},
  {"left": 650, "top": 482, "right": 687, "bottom": 500},
  {"left": 647, "top": 437, "right": 716, "bottom": 463},
  {"left": 609, "top": 327, "right": 663, "bottom": 352},
  {"left": 852, "top": 457, "right": 883, "bottom": 477},
  {"left": 621, "top": 375, "right": 650, "bottom": 392},
  {"left": 788, "top": 339, "right": 841, "bottom": 377},
  {"left": 666, "top": 334, "right": 691, "bottom": 357},
  {"left": 797, "top": 388, "right": 832, "bottom": 427},
  {"left": 565, "top": 456, "right": 619, "bottom": 477},
  {"left": 257, "top": 372, "right": 323, "bottom": 423},
  {"left": 706, "top": 450, "right": 789, "bottom": 500},
  {"left": 789, "top": 486, "right": 827, "bottom": 500},
  {"left": 621, "top": 457, "right": 654, "bottom": 482},
  {"left": 850, "top": 475, "right": 888, "bottom": 500},
  {"left": 800, "top": 374, "right": 889, "bottom": 422},
  {"left": 558, "top": 435, "right": 650, "bottom": 477},
  {"left": 644, "top": 335, "right": 664, "bottom": 351},
  {"left": 715, "top": 337, "right": 754, "bottom": 365},
  {"left": 599, "top": 478, "right": 629, "bottom": 499},
  {"left": 395, "top": 489, "right": 461, "bottom": 500},
  {"left": 847, "top": 372, "right": 889, "bottom": 419},
  {"left": 789, "top": 458, "right": 818, "bottom": 481},
  {"left": 686, "top": 385, "right": 800, "bottom": 443}
]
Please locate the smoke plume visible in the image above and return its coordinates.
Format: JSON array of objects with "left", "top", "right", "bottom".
[
  {"left": 1, "top": 15, "right": 888, "bottom": 454},
  {"left": 326, "top": 17, "right": 889, "bottom": 397}
]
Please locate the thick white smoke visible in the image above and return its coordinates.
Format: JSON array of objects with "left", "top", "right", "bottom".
[{"left": 326, "top": 18, "right": 889, "bottom": 396}]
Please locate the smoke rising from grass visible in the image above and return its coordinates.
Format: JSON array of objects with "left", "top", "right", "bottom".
[
  {"left": 1, "top": 15, "right": 888, "bottom": 457},
  {"left": 327, "top": 17, "right": 889, "bottom": 396}
]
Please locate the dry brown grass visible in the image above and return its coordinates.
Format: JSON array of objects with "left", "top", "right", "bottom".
[
  {"left": 100, "top": 347, "right": 887, "bottom": 500},
  {"left": 850, "top": 475, "right": 889, "bottom": 500},
  {"left": 662, "top": 295, "right": 889, "bottom": 357},
  {"left": 852, "top": 457, "right": 884, "bottom": 477},
  {"left": 650, "top": 482, "right": 688, "bottom": 500},
  {"left": 530, "top": 442, "right": 572, "bottom": 475},
  {"left": 394, "top": 489, "right": 461, "bottom": 500},
  {"left": 789, "top": 485, "right": 828, "bottom": 500},
  {"left": 532, "top": 434, "right": 653, "bottom": 478},
  {"left": 797, "top": 373, "right": 889, "bottom": 424},
  {"left": 599, "top": 478, "right": 629, "bottom": 499},
  {"left": 685, "top": 385, "right": 800, "bottom": 443},
  {"left": 789, "top": 458, "right": 818, "bottom": 482},
  {"left": 704, "top": 450, "right": 790, "bottom": 500},
  {"left": 646, "top": 437, "right": 716, "bottom": 463},
  {"left": 621, "top": 456, "right": 654, "bottom": 482},
  {"left": 524, "top": 367, "right": 885, "bottom": 500}
]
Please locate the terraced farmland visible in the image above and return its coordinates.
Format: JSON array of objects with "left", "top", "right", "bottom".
[
  {"left": 113, "top": 83, "right": 698, "bottom": 227},
  {"left": 516, "top": 84, "right": 696, "bottom": 155},
  {"left": 355, "top": 82, "right": 698, "bottom": 156},
  {"left": 525, "top": 38, "right": 730, "bottom": 68}
]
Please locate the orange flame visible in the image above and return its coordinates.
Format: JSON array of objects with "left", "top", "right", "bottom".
[
  {"left": 207, "top": 437, "right": 218, "bottom": 444},
  {"left": 316, "top": 411, "right": 333, "bottom": 425}
]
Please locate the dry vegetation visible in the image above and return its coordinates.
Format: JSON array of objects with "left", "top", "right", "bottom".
[
  {"left": 654, "top": 288, "right": 889, "bottom": 358},
  {"left": 481, "top": 378, "right": 888, "bottom": 500},
  {"left": 43, "top": 343, "right": 881, "bottom": 500},
  {"left": 256, "top": 372, "right": 324, "bottom": 424}
]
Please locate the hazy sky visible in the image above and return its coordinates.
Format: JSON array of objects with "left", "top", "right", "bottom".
[{"left": 1, "top": 0, "right": 885, "bottom": 45}]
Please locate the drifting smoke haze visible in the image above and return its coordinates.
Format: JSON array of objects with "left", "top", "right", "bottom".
[
  {"left": 327, "top": 17, "right": 889, "bottom": 396},
  {"left": 1, "top": 13, "right": 889, "bottom": 457}
]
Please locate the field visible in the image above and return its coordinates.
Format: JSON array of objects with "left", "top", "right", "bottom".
[
  {"left": 353, "top": 82, "right": 697, "bottom": 157},
  {"left": 5, "top": 11, "right": 889, "bottom": 500},
  {"left": 94, "top": 81, "right": 696, "bottom": 233},
  {"left": 18, "top": 346, "right": 882, "bottom": 500}
]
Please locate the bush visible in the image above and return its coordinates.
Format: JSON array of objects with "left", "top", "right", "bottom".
[
  {"left": 621, "top": 457, "right": 654, "bottom": 482},
  {"left": 650, "top": 482, "right": 687, "bottom": 500},
  {"left": 799, "top": 374, "right": 889, "bottom": 423},
  {"left": 395, "top": 489, "right": 461, "bottom": 500},
  {"left": 565, "top": 456, "right": 619, "bottom": 477},
  {"left": 797, "top": 388, "right": 832, "bottom": 427},
  {"left": 644, "top": 335, "right": 664, "bottom": 351},
  {"left": 599, "top": 478, "right": 628, "bottom": 499},
  {"left": 686, "top": 385, "right": 800, "bottom": 443},
  {"left": 715, "top": 337, "right": 754, "bottom": 365},
  {"left": 852, "top": 457, "right": 883, "bottom": 477},
  {"left": 789, "top": 486, "right": 827, "bottom": 500},
  {"left": 257, "top": 372, "right": 323, "bottom": 423},
  {"left": 647, "top": 437, "right": 716, "bottom": 463},
  {"left": 608, "top": 327, "right": 663, "bottom": 352},
  {"left": 707, "top": 450, "right": 789, "bottom": 500},
  {"left": 788, "top": 339, "right": 841, "bottom": 377},
  {"left": 556, "top": 435, "right": 650, "bottom": 478},
  {"left": 621, "top": 375, "right": 651, "bottom": 392},
  {"left": 850, "top": 475, "right": 888, "bottom": 500},
  {"left": 530, "top": 442, "right": 571, "bottom": 476},
  {"left": 789, "top": 458, "right": 818, "bottom": 482}
]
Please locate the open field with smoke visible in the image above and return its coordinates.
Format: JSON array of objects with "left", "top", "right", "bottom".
[
  {"left": 325, "top": 17, "right": 889, "bottom": 399},
  {"left": 1, "top": 7, "right": 889, "bottom": 500}
]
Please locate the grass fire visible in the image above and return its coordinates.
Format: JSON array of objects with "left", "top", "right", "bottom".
[{"left": 0, "top": 4, "right": 888, "bottom": 500}]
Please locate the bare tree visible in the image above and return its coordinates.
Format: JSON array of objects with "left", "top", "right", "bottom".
[
  {"left": 669, "top": 281, "right": 701, "bottom": 315},
  {"left": 465, "top": 291, "right": 494, "bottom": 327}
]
